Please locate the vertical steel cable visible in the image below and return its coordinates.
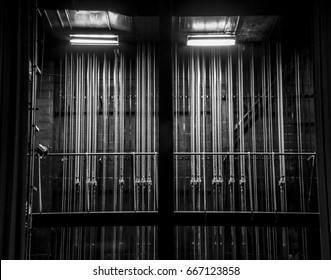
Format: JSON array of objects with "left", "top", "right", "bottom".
[
  {"left": 175, "top": 44, "right": 179, "bottom": 211},
  {"left": 295, "top": 51, "right": 305, "bottom": 210},
  {"left": 93, "top": 55, "right": 99, "bottom": 211},
  {"left": 74, "top": 54, "right": 79, "bottom": 212},
  {"left": 190, "top": 49, "right": 196, "bottom": 211},
  {"left": 102, "top": 54, "right": 107, "bottom": 213},
  {"left": 217, "top": 51, "right": 224, "bottom": 212},
  {"left": 202, "top": 52, "right": 207, "bottom": 258},
  {"left": 119, "top": 53, "right": 125, "bottom": 211},
  {"left": 153, "top": 44, "right": 157, "bottom": 211},
  {"left": 227, "top": 48, "right": 236, "bottom": 259},
  {"left": 114, "top": 51, "right": 119, "bottom": 211},
  {"left": 202, "top": 51, "right": 207, "bottom": 212},
  {"left": 262, "top": 46, "right": 270, "bottom": 211},
  {"left": 182, "top": 58, "right": 186, "bottom": 211},
  {"left": 62, "top": 53, "right": 68, "bottom": 213},
  {"left": 147, "top": 44, "right": 152, "bottom": 211},
  {"left": 211, "top": 50, "right": 217, "bottom": 210},
  {"left": 295, "top": 50, "right": 308, "bottom": 259},
  {"left": 262, "top": 45, "right": 272, "bottom": 259},
  {"left": 135, "top": 45, "right": 140, "bottom": 211},
  {"left": 141, "top": 45, "right": 146, "bottom": 211},
  {"left": 85, "top": 54, "right": 90, "bottom": 213},
  {"left": 70, "top": 53, "right": 76, "bottom": 258},
  {"left": 238, "top": 44, "right": 248, "bottom": 259},
  {"left": 276, "top": 43, "right": 288, "bottom": 259},
  {"left": 80, "top": 54, "right": 85, "bottom": 214},
  {"left": 250, "top": 45, "right": 260, "bottom": 259},
  {"left": 217, "top": 50, "right": 225, "bottom": 259},
  {"left": 276, "top": 43, "right": 286, "bottom": 208},
  {"left": 197, "top": 50, "right": 201, "bottom": 212},
  {"left": 60, "top": 55, "right": 67, "bottom": 259}
]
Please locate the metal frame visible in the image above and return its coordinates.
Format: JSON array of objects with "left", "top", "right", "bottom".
[{"left": 27, "top": 0, "right": 329, "bottom": 260}]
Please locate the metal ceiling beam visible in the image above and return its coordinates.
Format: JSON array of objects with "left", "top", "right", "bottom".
[{"left": 37, "top": 0, "right": 310, "bottom": 16}]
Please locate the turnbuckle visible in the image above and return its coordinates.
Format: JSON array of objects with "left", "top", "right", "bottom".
[
  {"left": 278, "top": 175, "right": 285, "bottom": 189},
  {"left": 228, "top": 175, "right": 235, "bottom": 186},
  {"left": 119, "top": 175, "right": 125, "bottom": 189},
  {"left": 147, "top": 176, "right": 152, "bottom": 192}
]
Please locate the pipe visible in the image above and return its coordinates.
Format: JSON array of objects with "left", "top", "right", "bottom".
[
  {"left": 175, "top": 44, "right": 179, "bottom": 211},
  {"left": 250, "top": 45, "right": 260, "bottom": 259},
  {"left": 238, "top": 44, "right": 248, "bottom": 259},
  {"left": 227, "top": 48, "right": 236, "bottom": 259},
  {"left": 147, "top": 44, "right": 152, "bottom": 212}
]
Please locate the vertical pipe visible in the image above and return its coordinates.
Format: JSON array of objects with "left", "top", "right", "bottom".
[
  {"left": 80, "top": 54, "right": 85, "bottom": 214},
  {"left": 100, "top": 54, "right": 107, "bottom": 259},
  {"left": 61, "top": 54, "right": 68, "bottom": 259},
  {"left": 262, "top": 44, "right": 273, "bottom": 259},
  {"left": 202, "top": 52, "right": 207, "bottom": 212},
  {"left": 212, "top": 50, "right": 217, "bottom": 210},
  {"left": 202, "top": 55, "right": 207, "bottom": 258},
  {"left": 175, "top": 44, "right": 179, "bottom": 211},
  {"left": 129, "top": 58, "right": 133, "bottom": 211},
  {"left": 295, "top": 50, "right": 308, "bottom": 259},
  {"left": 196, "top": 51, "right": 201, "bottom": 212},
  {"left": 174, "top": 46, "right": 179, "bottom": 258},
  {"left": 114, "top": 52, "right": 119, "bottom": 212},
  {"left": 73, "top": 54, "right": 78, "bottom": 213},
  {"left": 196, "top": 51, "right": 202, "bottom": 259},
  {"left": 136, "top": 45, "right": 140, "bottom": 210},
  {"left": 141, "top": 45, "right": 146, "bottom": 211},
  {"left": 153, "top": 44, "right": 157, "bottom": 211},
  {"left": 250, "top": 45, "right": 260, "bottom": 259},
  {"left": 276, "top": 43, "right": 288, "bottom": 259},
  {"left": 147, "top": 44, "right": 152, "bottom": 211},
  {"left": 119, "top": 53, "right": 125, "bottom": 212},
  {"left": 85, "top": 54, "right": 90, "bottom": 213},
  {"left": 190, "top": 49, "right": 196, "bottom": 211},
  {"left": 182, "top": 58, "right": 186, "bottom": 212},
  {"left": 217, "top": 51, "right": 225, "bottom": 259},
  {"left": 133, "top": 153, "right": 137, "bottom": 211},
  {"left": 238, "top": 44, "right": 248, "bottom": 259},
  {"left": 228, "top": 48, "right": 236, "bottom": 259}
]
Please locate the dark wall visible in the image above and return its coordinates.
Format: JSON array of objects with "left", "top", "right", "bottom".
[
  {"left": 0, "top": 0, "right": 30, "bottom": 259},
  {"left": 313, "top": 0, "right": 331, "bottom": 259}
]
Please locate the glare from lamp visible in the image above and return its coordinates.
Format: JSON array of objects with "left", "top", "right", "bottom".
[{"left": 187, "top": 35, "right": 236, "bottom": 46}]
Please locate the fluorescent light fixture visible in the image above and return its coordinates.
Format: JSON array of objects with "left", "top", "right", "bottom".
[
  {"left": 70, "top": 34, "right": 119, "bottom": 45},
  {"left": 187, "top": 35, "right": 236, "bottom": 46},
  {"left": 70, "top": 34, "right": 118, "bottom": 38}
]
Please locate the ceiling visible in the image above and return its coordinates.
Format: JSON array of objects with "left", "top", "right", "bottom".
[{"left": 44, "top": 10, "right": 278, "bottom": 43}]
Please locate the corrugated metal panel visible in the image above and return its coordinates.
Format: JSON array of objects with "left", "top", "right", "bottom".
[
  {"left": 45, "top": 10, "right": 133, "bottom": 31},
  {"left": 179, "top": 16, "right": 239, "bottom": 34}
]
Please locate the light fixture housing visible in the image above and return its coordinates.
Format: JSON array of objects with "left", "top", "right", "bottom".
[
  {"left": 187, "top": 34, "right": 236, "bottom": 46},
  {"left": 35, "top": 144, "right": 49, "bottom": 158},
  {"left": 69, "top": 34, "right": 119, "bottom": 46}
]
